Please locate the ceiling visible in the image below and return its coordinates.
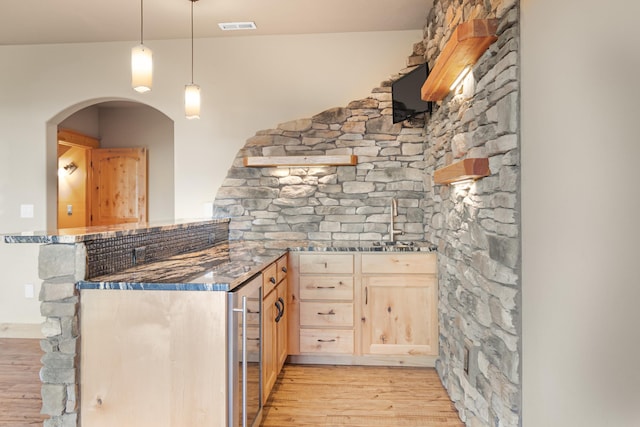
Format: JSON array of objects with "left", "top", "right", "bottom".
[{"left": 0, "top": 0, "right": 433, "bottom": 46}]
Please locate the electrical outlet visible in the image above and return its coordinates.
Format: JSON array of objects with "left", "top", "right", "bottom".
[
  {"left": 24, "top": 284, "right": 35, "bottom": 299},
  {"left": 133, "top": 247, "right": 146, "bottom": 265}
]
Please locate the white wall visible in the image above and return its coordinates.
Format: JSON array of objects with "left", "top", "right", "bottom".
[
  {"left": 0, "top": 30, "right": 421, "bottom": 330},
  {"left": 522, "top": 0, "right": 640, "bottom": 425}
]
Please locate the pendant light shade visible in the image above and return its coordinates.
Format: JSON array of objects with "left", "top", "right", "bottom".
[
  {"left": 131, "top": 44, "right": 153, "bottom": 92},
  {"left": 132, "top": 0, "right": 152, "bottom": 93},
  {"left": 185, "top": 84, "right": 201, "bottom": 119},
  {"left": 185, "top": 0, "right": 200, "bottom": 119}
]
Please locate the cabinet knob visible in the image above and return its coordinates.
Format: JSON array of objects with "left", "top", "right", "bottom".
[
  {"left": 281, "top": 266, "right": 287, "bottom": 273},
  {"left": 270, "top": 276, "right": 276, "bottom": 284}
]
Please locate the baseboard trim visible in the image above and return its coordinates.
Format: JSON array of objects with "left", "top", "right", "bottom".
[
  {"left": 287, "top": 354, "right": 437, "bottom": 368},
  {"left": 0, "top": 323, "right": 43, "bottom": 339}
]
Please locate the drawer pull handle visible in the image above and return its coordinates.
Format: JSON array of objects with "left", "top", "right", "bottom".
[
  {"left": 269, "top": 276, "right": 276, "bottom": 284},
  {"left": 316, "top": 286, "right": 335, "bottom": 289},
  {"left": 324, "top": 262, "right": 328, "bottom": 268},
  {"left": 281, "top": 266, "right": 287, "bottom": 273},
  {"left": 317, "top": 339, "right": 336, "bottom": 343},
  {"left": 317, "top": 309, "right": 336, "bottom": 316}
]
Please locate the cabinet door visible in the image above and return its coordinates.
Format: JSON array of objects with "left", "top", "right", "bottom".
[
  {"left": 262, "top": 289, "right": 278, "bottom": 405},
  {"left": 361, "top": 275, "right": 438, "bottom": 356},
  {"left": 276, "top": 280, "right": 288, "bottom": 371}
]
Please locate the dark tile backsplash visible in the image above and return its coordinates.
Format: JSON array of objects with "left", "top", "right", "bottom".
[{"left": 84, "top": 221, "right": 229, "bottom": 279}]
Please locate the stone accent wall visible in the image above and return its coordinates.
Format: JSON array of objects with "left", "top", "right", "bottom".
[
  {"left": 38, "top": 243, "right": 86, "bottom": 427},
  {"left": 213, "top": 46, "right": 430, "bottom": 248},
  {"left": 214, "top": 1, "right": 521, "bottom": 426},
  {"left": 423, "top": 1, "right": 521, "bottom": 426}
]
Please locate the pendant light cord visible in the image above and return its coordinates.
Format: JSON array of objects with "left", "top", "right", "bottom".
[
  {"left": 140, "top": 0, "right": 144, "bottom": 44},
  {"left": 190, "top": 0, "right": 194, "bottom": 84}
]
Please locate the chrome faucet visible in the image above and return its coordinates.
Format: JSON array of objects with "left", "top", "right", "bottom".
[{"left": 389, "top": 198, "right": 404, "bottom": 242}]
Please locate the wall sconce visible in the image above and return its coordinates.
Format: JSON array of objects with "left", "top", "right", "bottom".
[
  {"left": 131, "top": 0, "right": 153, "bottom": 93},
  {"left": 63, "top": 162, "right": 78, "bottom": 175},
  {"left": 433, "top": 158, "right": 490, "bottom": 185},
  {"left": 421, "top": 19, "right": 498, "bottom": 101}
]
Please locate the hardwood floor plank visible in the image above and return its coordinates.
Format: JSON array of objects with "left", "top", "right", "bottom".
[
  {"left": 261, "top": 364, "right": 462, "bottom": 427},
  {"left": 1, "top": 339, "right": 462, "bottom": 427},
  {"left": 0, "top": 339, "right": 47, "bottom": 427}
]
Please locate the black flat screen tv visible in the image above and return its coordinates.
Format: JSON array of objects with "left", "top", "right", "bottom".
[{"left": 392, "top": 63, "right": 432, "bottom": 123}]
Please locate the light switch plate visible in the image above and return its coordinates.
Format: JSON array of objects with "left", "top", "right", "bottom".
[
  {"left": 24, "top": 284, "right": 35, "bottom": 299},
  {"left": 20, "top": 204, "right": 34, "bottom": 218}
]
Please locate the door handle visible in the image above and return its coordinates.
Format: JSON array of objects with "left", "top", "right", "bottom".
[
  {"left": 274, "top": 300, "right": 282, "bottom": 323},
  {"left": 365, "top": 287, "right": 368, "bottom": 305},
  {"left": 278, "top": 297, "right": 285, "bottom": 319}
]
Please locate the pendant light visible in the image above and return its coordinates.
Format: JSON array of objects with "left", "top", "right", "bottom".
[
  {"left": 185, "top": 0, "right": 201, "bottom": 119},
  {"left": 131, "top": 0, "right": 153, "bottom": 93}
]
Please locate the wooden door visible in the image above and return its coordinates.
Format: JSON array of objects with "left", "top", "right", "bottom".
[
  {"left": 361, "top": 275, "right": 438, "bottom": 356},
  {"left": 90, "top": 147, "right": 148, "bottom": 226}
]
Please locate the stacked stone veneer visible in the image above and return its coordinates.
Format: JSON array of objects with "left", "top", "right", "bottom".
[
  {"left": 37, "top": 220, "right": 228, "bottom": 427},
  {"left": 423, "top": 1, "right": 521, "bottom": 426},
  {"left": 213, "top": 60, "right": 430, "bottom": 247},
  {"left": 214, "top": 0, "right": 521, "bottom": 426}
]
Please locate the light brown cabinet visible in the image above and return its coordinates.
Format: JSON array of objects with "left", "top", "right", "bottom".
[
  {"left": 289, "top": 251, "right": 438, "bottom": 367},
  {"left": 262, "top": 254, "right": 288, "bottom": 404},
  {"left": 296, "top": 254, "right": 355, "bottom": 355}
]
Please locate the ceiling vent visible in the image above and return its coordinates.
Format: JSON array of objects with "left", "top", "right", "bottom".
[{"left": 218, "top": 21, "right": 257, "bottom": 31}]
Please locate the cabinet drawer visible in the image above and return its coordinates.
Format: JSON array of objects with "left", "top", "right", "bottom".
[
  {"left": 299, "top": 254, "right": 354, "bottom": 274},
  {"left": 262, "top": 263, "right": 278, "bottom": 296},
  {"left": 300, "top": 302, "right": 353, "bottom": 327},
  {"left": 299, "top": 276, "right": 353, "bottom": 300},
  {"left": 276, "top": 255, "right": 288, "bottom": 283},
  {"left": 361, "top": 253, "right": 437, "bottom": 274},
  {"left": 300, "top": 329, "right": 354, "bottom": 354}
]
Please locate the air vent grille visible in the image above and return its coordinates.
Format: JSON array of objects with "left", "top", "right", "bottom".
[{"left": 218, "top": 21, "right": 257, "bottom": 31}]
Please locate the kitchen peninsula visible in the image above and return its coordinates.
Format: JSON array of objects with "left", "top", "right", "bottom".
[{"left": 4, "top": 219, "right": 438, "bottom": 427}]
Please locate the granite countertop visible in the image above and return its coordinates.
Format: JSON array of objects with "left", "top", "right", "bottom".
[
  {"left": 78, "top": 240, "right": 438, "bottom": 292},
  {"left": 78, "top": 240, "right": 285, "bottom": 292}
]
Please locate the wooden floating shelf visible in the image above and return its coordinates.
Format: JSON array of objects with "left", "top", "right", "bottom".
[
  {"left": 243, "top": 155, "right": 358, "bottom": 168},
  {"left": 433, "top": 158, "right": 490, "bottom": 185},
  {"left": 421, "top": 19, "right": 498, "bottom": 101}
]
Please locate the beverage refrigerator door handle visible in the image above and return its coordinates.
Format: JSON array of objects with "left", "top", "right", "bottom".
[{"left": 240, "top": 295, "right": 248, "bottom": 427}]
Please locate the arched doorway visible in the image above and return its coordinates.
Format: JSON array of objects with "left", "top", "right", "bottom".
[{"left": 46, "top": 99, "right": 175, "bottom": 230}]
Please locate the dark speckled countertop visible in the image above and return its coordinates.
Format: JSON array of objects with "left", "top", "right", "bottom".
[
  {"left": 78, "top": 240, "right": 285, "bottom": 292},
  {"left": 77, "top": 240, "right": 437, "bottom": 292},
  {"left": 4, "top": 219, "right": 436, "bottom": 292}
]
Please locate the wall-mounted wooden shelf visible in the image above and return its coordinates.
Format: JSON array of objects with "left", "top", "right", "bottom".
[
  {"left": 243, "top": 155, "right": 357, "bottom": 168},
  {"left": 433, "top": 158, "right": 490, "bottom": 185},
  {"left": 421, "top": 19, "right": 498, "bottom": 101}
]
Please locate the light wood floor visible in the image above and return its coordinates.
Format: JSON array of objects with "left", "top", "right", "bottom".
[
  {"left": 0, "top": 339, "right": 462, "bottom": 427},
  {"left": 0, "top": 339, "right": 47, "bottom": 427},
  {"left": 261, "top": 364, "right": 463, "bottom": 427}
]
